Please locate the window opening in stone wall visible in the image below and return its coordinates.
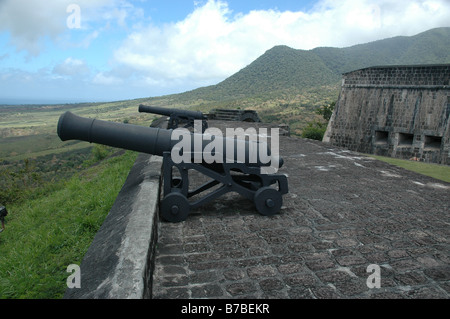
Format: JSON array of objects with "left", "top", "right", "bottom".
[
  {"left": 424, "top": 135, "right": 442, "bottom": 150},
  {"left": 398, "top": 133, "right": 414, "bottom": 146},
  {"left": 374, "top": 131, "right": 389, "bottom": 144}
]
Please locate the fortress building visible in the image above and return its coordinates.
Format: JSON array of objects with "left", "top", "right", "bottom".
[{"left": 323, "top": 64, "right": 450, "bottom": 165}]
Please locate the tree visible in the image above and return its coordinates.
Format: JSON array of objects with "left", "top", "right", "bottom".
[
  {"left": 301, "top": 121, "right": 327, "bottom": 140},
  {"left": 301, "top": 101, "right": 335, "bottom": 141},
  {"left": 316, "top": 101, "right": 335, "bottom": 121}
]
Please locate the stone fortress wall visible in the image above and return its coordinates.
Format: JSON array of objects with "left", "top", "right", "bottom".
[{"left": 323, "top": 64, "right": 450, "bottom": 165}]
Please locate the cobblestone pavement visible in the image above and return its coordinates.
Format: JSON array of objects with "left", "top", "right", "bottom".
[{"left": 152, "top": 121, "right": 450, "bottom": 299}]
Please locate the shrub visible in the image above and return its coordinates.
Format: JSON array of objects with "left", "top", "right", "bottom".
[
  {"left": 92, "top": 144, "right": 109, "bottom": 161},
  {"left": 301, "top": 121, "right": 327, "bottom": 141}
]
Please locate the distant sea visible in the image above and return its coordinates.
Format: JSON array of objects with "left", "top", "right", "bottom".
[{"left": 0, "top": 98, "right": 104, "bottom": 105}]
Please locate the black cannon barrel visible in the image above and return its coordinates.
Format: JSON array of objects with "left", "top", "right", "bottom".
[
  {"left": 57, "top": 111, "right": 173, "bottom": 156},
  {"left": 139, "top": 104, "right": 205, "bottom": 119},
  {"left": 57, "top": 112, "right": 283, "bottom": 168}
]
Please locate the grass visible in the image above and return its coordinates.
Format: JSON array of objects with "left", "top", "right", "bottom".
[
  {"left": 0, "top": 101, "right": 157, "bottom": 299},
  {"left": 0, "top": 150, "right": 138, "bottom": 299},
  {"left": 0, "top": 101, "right": 154, "bottom": 162},
  {"left": 0, "top": 134, "right": 90, "bottom": 161},
  {"left": 367, "top": 154, "right": 450, "bottom": 183}
]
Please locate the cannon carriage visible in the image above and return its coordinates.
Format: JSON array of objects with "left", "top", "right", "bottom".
[{"left": 57, "top": 111, "right": 288, "bottom": 222}]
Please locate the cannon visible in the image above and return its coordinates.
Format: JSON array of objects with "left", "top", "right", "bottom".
[
  {"left": 139, "top": 104, "right": 208, "bottom": 133},
  {"left": 57, "top": 111, "right": 288, "bottom": 222}
]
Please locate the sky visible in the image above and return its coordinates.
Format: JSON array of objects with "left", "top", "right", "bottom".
[{"left": 0, "top": 0, "right": 449, "bottom": 104}]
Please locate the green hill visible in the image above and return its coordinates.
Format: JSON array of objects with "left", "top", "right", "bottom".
[
  {"left": 167, "top": 27, "right": 450, "bottom": 105},
  {"left": 214, "top": 45, "right": 340, "bottom": 96},
  {"left": 227, "top": 27, "right": 450, "bottom": 96},
  {"left": 160, "top": 27, "right": 450, "bottom": 134},
  {"left": 313, "top": 27, "right": 450, "bottom": 75}
]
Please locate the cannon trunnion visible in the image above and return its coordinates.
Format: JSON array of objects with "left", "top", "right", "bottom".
[{"left": 57, "top": 111, "right": 288, "bottom": 222}]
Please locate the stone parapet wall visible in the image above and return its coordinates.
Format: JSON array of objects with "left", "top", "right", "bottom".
[
  {"left": 342, "top": 65, "right": 450, "bottom": 87},
  {"left": 63, "top": 153, "right": 162, "bottom": 299}
]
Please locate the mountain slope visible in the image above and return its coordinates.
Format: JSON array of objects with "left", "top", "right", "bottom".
[
  {"left": 313, "top": 27, "right": 450, "bottom": 74},
  {"left": 215, "top": 45, "right": 339, "bottom": 96},
  {"left": 176, "top": 45, "right": 339, "bottom": 102},
  {"left": 141, "top": 27, "right": 450, "bottom": 135},
  {"left": 179, "top": 27, "right": 450, "bottom": 102}
]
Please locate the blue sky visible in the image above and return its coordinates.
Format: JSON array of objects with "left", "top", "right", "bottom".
[{"left": 0, "top": 0, "right": 449, "bottom": 104}]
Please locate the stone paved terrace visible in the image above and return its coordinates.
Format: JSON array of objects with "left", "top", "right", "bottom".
[{"left": 151, "top": 120, "right": 450, "bottom": 299}]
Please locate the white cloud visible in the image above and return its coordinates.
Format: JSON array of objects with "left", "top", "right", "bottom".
[
  {"left": 53, "top": 57, "right": 90, "bottom": 77},
  {"left": 93, "top": 72, "right": 124, "bottom": 85},
  {"left": 0, "top": 0, "right": 138, "bottom": 56},
  {"left": 112, "top": 0, "right": 450, "bottom": 91},
  {"left": 308, "top": 0, "right": 450, "bottom": 47},
  {"left": 0, "top": 0, "right": 68, "bottom": 56}
]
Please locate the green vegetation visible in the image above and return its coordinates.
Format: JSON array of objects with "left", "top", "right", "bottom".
[
  {"left": 0, "top": 99, "right": 144, "bottom": 299},
  {"left": 302, "top": 101, "right": 335, "bottom": 140},
  {"left": 367, "top": 155, "right": 450, "bottom": 183},
  {"left": 0, "top": 98, "right": 151, "bottom": 299},
  {"left": 156, "top": 27, "right": 450, "bottom": 136},
  {"left": 0, "top": 150, "right": 138, "bottom": 298},
  {"left": 0, "top": 148, "right": 93, "bottom": 204},
  {"left": 301, "top": 121, "right": 328, "bottom": 140},
  {"left": 312, "top": 27, "right": 450, "bottom": 75}
]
